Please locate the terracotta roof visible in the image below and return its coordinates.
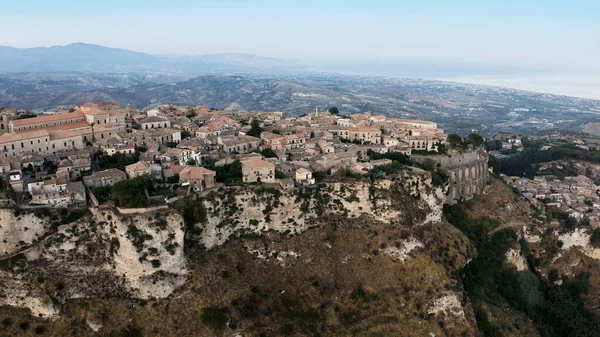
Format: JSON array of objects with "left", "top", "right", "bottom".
[
  {"left": 85, "top": 168, "right": 126, "bottom": 180},
  {"left": 44, "top": 177, "right": 67, "bottom": 185},
  {"left": 0, "top": 130, "right": 49, "bottom": 142},
  {"left": 139, "top": 116, "right": 168, "bottom": 123},
  {"left": 10, "top": 111, "right": 85, "bottom": 127},
  {"left": 351, "top": 127, "right": 381, "bottom": 133},
  {"left": 125, "top": 161, "right": 149, "bottom": 172},
  {"left": 14, "top": 121, "right": 91, "bottom": 134},
  {"left": 242, "top": 159, "right": 274, "bottom": 169},
  {"left": 181, "top": 166, "right": 216, "bottom": 180}
]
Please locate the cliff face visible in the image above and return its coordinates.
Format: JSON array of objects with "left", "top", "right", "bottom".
[
  {"left": 198, "top": 170, "right": 443, "bottom": 249},
  {"left": 0, "top": 170, "right": 479, "bottom": 336},
  {"left": 0, "top": 208, "right": 186, "bottom": 318},
  {"left": 0, "top": 209, "right": 49, "bottom": 257}
]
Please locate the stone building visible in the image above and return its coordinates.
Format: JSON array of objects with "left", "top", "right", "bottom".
[
  {"left": 346, "top": 127, "right": 382, "bottom": 144},
  {"left": 83, "top": 168, "right": 127, "bottom": 188},
  {"left": 179, "top": 166, "right": 216, "bottom": 192},
  {"left": 125, "top": 161, "right": 150, "bottom": 178},
  {"left": 137, "top": 116, "right": 171, "bottom": 130},
  {"left": 242, "top": 159, "right": 275, "bottom": 183},
  {"left": 219, "top": 135, "right": 261, "bottom": 154}
]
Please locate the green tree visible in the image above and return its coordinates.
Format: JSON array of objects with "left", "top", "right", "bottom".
[
  {"left": 111, "top": 175, "right": 153, "bottom": 207},
  {"left": 259, "top": 148, "right": 277, "bottom": 158},
  {"left": 447, "top": 134, "right": 463, "bottom": 148},
  {"left": 181, "top": 130, "right": 192, "bottom": 139},
  {"left": 467, "top": 133, "right": 484, "bottom": 149},
  {"left": 328, "top": 106, "right": 340, "bottom": 115},
  {"left": 211, "top": 160, "right": 243, "bottom": 185},
  {"left": 590, "top": 228, "right": 600, "bottom": 248},
  {"left": 98, "top": 152, "right": 140, "bottom": 170},
  {"left": 422, "top": 158, "right": 435, "bottom": 171},
  {"left": 246, "top": 119, "right": 263, "bottom": 137}
]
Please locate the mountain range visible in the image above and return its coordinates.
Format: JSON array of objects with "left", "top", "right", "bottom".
[{"left": 0, "top": 43, "right": 306, "bottom": 74}]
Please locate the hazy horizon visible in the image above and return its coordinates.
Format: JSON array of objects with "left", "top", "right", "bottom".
[{"left": 1, "top": 0, "right": 599, "bottom": 99}]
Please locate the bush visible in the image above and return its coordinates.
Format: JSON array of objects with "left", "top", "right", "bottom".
[
  {"left": 119, "top": 325, "right": 142, "bottom": 337},
  {"left": 92, "top": 185, "right": 112, "bottom": 203},
  {"left": 98, "top": 152, "right": 140, "bottom": 171},
  {"left": 201, "top": 306, "right": 229, "bottom": 330},
  {"left": 111, "top": 175, "right": 153, "bottom": 208},
  {"left": 259, "top": 148, "right": 277, "bottom": 158},
  {"left": 211, "top": 160, "right": 243, "bottom": 185},
  {"left": 590, "top": 228, "right": 600, "bottom": 248}
]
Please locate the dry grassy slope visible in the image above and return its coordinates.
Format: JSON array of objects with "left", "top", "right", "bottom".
[
  {"left": 461, "top": 178, "right": 533, "bottom": 232},
  {"left": 0, "top": 216, "right": 476, "bottom": 337},
  {"left": 454, "top": 177, "right": 542, "bottom": 337},
  {"left": 0, "top": 174, "right": 478, "bottom": 337}
]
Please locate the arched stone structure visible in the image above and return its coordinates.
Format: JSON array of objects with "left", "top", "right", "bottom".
[
  {"left": 411, "top": 149, "right": 490, "bottom": 205},
  {"left": 444, "top": 157, "right": 488, "bottom": 204}
]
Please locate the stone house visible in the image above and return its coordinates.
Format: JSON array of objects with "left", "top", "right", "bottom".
[
  {"left": 125, "top": 161, "right": 150, "bottom": 178},
  {"left": 137, "top": 116, "right": 171, "bottom": 130},
  {"left": 28, "top": 178, "right": 86, "bottom": 207},
  {"left": 83, "top": 168, "right": 127, "bottom": 188},
  {"left": 295, "top": 168, "right": 315, "bottom": 186},
  {"left": 346, "top": 127, "right": 382, "bottom": 144},
  {"left": 242, "top": 159, "right": 275, "bottom": 183},
  {"left": 179, "top": 166, "right": 216, "bottom": 192},
  {"left": 219, "top": 135, "right": 261, "bottom": 154}
]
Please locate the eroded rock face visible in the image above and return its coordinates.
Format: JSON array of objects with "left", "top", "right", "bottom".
[
  {"left": 0, "top": 171, "right": 479, "bottom": 336},
  {"left": 198, "top": 172, "right": 442, "bottom": 249},
  {"left": 0, "top": 208, "right": 186, "bottom": 317},
  {"left": 0, "top": 208, "right": 49, "bottom": 257}
]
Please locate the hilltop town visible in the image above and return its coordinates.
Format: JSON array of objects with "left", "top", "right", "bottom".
[{"left": 0, "top": 103, "right": 448, "bottom": 208}]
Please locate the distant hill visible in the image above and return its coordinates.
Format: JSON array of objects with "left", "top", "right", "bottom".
[
  {"left": 2, "top": 72, "right": 599, "bottom": 137},
  {"left": 0, "top": 43, "right": 306, "bottom": 74}
]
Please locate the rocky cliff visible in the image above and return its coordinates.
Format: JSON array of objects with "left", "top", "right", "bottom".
[{"left": 0, "top": 170, "right": 479, "bottom": 336}]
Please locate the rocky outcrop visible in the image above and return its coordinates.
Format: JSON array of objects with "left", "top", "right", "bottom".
[
  {"left": 0, "top": 209, "right": 49, "bottom": 257},
  {"left": 0, "top": 208, "right": 186, "bottom": 317},
  {"left": 198, "top": 170, "right": 443, "bottom": 249}
]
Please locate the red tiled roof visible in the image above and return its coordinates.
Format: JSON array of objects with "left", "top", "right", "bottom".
[{"left": 10, "top": 111, "right": 85, "bottom": 127}]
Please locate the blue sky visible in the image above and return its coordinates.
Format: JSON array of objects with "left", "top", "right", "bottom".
[{"left": 0, "top": 0, "right": 598, "bottom": 75}]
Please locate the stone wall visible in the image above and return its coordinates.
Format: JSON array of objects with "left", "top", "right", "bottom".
[{"left": 412, "top": 149, "right": 489, "bottom": 204}]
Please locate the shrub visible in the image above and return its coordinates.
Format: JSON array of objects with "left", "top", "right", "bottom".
[
  {"left": 201, "top": 306, "right": 229, "bottom": 330},
  {"left": 590, "top": 228, "right": 600, "bottom": 248},
  {"left": 119, "top": 325, "right": 142, "bottom": 337}
]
